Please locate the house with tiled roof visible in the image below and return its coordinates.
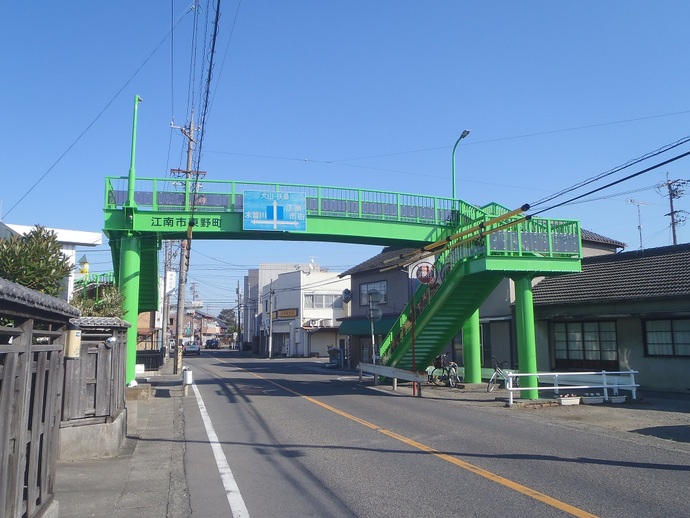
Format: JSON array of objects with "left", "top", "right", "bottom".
[
  {"left": 532, "top": 243, "right": 690, "bottom": 391},
  {"left": 579, "top": 229, "right": 626, "bottom": 256},
  {"left": 338, "top": 246, "right": 419, "bottom": 367}
]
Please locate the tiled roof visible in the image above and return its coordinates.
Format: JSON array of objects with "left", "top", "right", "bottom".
[
  {"left": 71, "top": 316, "right": 131, "bottom": 328},
  {"left": 581, "top": 229, "right": 626, "bottom": 248},
  {"left": 533, "top": 243, "right": 690, "bottom": 305},
  {"left": 339, "top": 246, "right": 419, "bottom": 277},
  {"left": 0, "top": 277, "right": 80, "bottom": 318}
]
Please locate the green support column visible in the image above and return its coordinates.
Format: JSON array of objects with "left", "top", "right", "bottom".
[
  {"left": 120, "top": 233, "right": 141, "bottom": 385},
  {"left": 120, "top": 94, "right": 143, "bottom": 385},
  {"left": 514, "top": 276, "right": 538, "bottom": 399},
  {"left": 462, "top": 309, "right": 482, "bottom": 383}
]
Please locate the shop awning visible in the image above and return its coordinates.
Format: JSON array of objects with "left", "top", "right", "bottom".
[{"left": 337, "top": 317, "right": 397, "bottom": 336}]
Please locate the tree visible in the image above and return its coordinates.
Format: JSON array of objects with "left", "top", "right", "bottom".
[
  {"left": 0, "top": 225, "right": 72, "bottom": 297},
  {"left": 70, "top": 285, "right": 124, "bottom": 317},
  {"left": 217, "top": 308, "right": 236, "bottom": 331}
]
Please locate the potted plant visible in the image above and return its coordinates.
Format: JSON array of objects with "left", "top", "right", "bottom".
[
  {"left": 556, "top": 393, "right": 581, "bottom": 405},
  {"left": 608, "top": 395, "right": 627, "bottom": 404},
  {"left": 581, "top": 393, "right": 605, "bottom": 404}
]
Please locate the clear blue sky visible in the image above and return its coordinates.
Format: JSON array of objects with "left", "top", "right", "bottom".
[{"left": 3, "top": 2, "right": 690, "bottom": 314}]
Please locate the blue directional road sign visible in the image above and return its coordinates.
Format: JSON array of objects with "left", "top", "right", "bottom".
[{"left": 243, "top": 190, "right": 307, "bottom": 231}]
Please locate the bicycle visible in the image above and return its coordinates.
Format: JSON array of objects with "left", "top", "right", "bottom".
[
  {"left": 428, "top": 353, "right": 461, "bottom": 388},
  {"left": 486, "top": 356, "right": 520, "bottom": 392}
]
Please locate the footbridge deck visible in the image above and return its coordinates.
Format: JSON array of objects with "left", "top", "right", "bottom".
[{"left": 104, "top": 176, "right": 473, "bottom": 246}]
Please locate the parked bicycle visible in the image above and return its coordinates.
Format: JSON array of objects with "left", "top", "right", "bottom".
[
  {"left": 428, "top": 353, "right": 461, "bottom": 388},
  {"left": 486, "top": 356, "right": 519, "bottom": 392}
]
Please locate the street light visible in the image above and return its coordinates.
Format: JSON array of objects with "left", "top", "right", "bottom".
[{"left": 451, "top": 129, "right": 470, "bottom": 199}]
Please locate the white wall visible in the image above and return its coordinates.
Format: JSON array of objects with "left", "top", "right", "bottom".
[{"left": 263, "top": 268, "right": 350, "bottom": 357}]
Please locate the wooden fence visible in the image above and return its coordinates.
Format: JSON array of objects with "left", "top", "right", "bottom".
[
  {"left": 0, "top": 277, "right": 79, "bottom": 518},
  {"left": 61, "top": 317, "right": 128, "bottom": 425}
]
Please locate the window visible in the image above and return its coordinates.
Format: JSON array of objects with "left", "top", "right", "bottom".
[
  {"left": 359, "top": 281, "right": 387, "bottom": 305},
  {"left": 644, "top": 319, "right": 690, "bottom": 356},
  {"left": 553, "top": 321, "right": 618, "bottom": 370},
  {"left": 304, "top": 294, "right": 343, "bottom": 309}
]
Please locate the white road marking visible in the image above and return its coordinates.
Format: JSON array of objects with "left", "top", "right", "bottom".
[{"left": 192, "top": 382, "right": 250, "bottom": 518}]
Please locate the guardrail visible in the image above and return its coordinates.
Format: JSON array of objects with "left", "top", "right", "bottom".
[
  {"left": 358, "top": 363, "right": 426, "bottom": 397},
  {"left": 503, "top": 370, "right": 639, "bottom": 406}
]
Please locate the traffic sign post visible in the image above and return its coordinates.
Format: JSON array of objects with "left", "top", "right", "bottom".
[{"left": 368, "top": 289, "right": 381, "bottom": 384}]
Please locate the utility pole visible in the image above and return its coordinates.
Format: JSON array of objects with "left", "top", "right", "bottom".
[
  {"left": 161, "top": 241, "right": 171, "bottom": 355},
  {"left": 236, "top": 280, "right": 241, "bottom": 350},
  {"left": 173, "top": 114, "right": 196, "bottom": 375},
  {"left": 267, "top": 280, "right": 273, "bottom": 359},
  {"left": 190, "top": 282, "right": 199, "bottom": 302},
  {"left": 658, "top": 173, "right": 689, "bottom": 246}
]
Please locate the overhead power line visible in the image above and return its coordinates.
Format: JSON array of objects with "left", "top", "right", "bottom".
[
  {"left": 1, "top": 5, "right": 194, "bottom": 220},
  {"left": 530, "top": 149, "right": 690, "bottom": 217},
  {"left": 530, "top": 136, "right": 690, "bottom": 209}
]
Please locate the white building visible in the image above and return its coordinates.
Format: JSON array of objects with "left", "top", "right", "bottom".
[
  {"left": 252, "top": 263, "right": 351, "bottom": 358},
  {"left": 0, "top": 222, "right": 102, "bottom": 301}
]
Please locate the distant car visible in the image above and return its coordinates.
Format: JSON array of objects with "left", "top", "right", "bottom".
[
  {"left": 183, "top": 341, "right": 201, "bottom": 356},
  {"left": 205, "top": 338, "right": 220, "bottom": 349}
]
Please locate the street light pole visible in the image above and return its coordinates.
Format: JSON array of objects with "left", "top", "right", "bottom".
[{"left": 451, "top": 129, "right": 470, "bottom": 199}]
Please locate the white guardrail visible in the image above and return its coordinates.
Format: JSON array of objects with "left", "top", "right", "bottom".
[
  {"left": 357, "top": 363, "right": 427, "bottom": 397},
  {"left": 504, "top": 370, "right": 639, "bottom": 406}
]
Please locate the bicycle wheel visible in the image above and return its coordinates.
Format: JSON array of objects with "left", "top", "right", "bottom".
[
  {"left": 430, "top": 368, "right": 445, "bottom": 386},
  {"left": 448, "top": 368, "right": 458, "bottom": 388},
  {"left": 506, "top": 372, "right": 520, "bottom": 388},
  {"left": 487, "top": 371, "right": 499, "bottom": 392}
]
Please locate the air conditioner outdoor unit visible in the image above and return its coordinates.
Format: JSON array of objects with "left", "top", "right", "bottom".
[{"left": 309, "top": 319, "right": 320, "bottom": 327}]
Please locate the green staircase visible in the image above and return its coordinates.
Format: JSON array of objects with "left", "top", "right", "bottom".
[
  {"left": 379, "top": 258, "right": 503, "bottom": 372},
  {"left": 378, "top": 203, "right": 582, "bottom": 373}
]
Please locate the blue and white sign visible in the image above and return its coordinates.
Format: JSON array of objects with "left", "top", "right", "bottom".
[{"left": 243, "top": 190, "right": 307, "bottom": 231}]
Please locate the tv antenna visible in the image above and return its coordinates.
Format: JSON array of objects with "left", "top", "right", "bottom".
[{"left": 627, "top": 198, "right": 650, "bottom": 249}]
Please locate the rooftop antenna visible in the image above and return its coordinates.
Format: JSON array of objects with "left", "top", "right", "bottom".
[{"left": 627, "top": 198, "right": 650, "bottom": 249}]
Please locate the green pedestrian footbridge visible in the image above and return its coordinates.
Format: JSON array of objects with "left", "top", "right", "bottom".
[{"left": 104, "top": 175, "right": 582, "bottom": 397}]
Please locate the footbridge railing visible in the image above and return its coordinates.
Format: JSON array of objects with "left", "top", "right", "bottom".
[{"left": 105, "top": 176, "right": 486, "bottom": 228}]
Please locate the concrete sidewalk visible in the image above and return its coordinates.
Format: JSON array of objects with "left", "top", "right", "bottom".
[{"left": 54, "top": 360, "right": 190, "bottom": 518}]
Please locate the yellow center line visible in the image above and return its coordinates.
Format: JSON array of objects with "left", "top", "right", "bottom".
[{"left": 217, "top": 358, "right": 598, "bottom": 518}]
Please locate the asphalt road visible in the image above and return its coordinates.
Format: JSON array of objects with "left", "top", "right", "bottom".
[{"left": 181, "top": 352, "right": 690, "bottom": 518}]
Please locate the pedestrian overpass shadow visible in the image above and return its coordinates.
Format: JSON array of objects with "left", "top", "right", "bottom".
[{"left": 632, "top": 425, "right": 690, "bottom": 443}]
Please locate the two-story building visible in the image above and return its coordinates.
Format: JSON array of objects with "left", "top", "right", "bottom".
[{"left": 259, "top": 268, "right": 351, "bottom": 358}]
